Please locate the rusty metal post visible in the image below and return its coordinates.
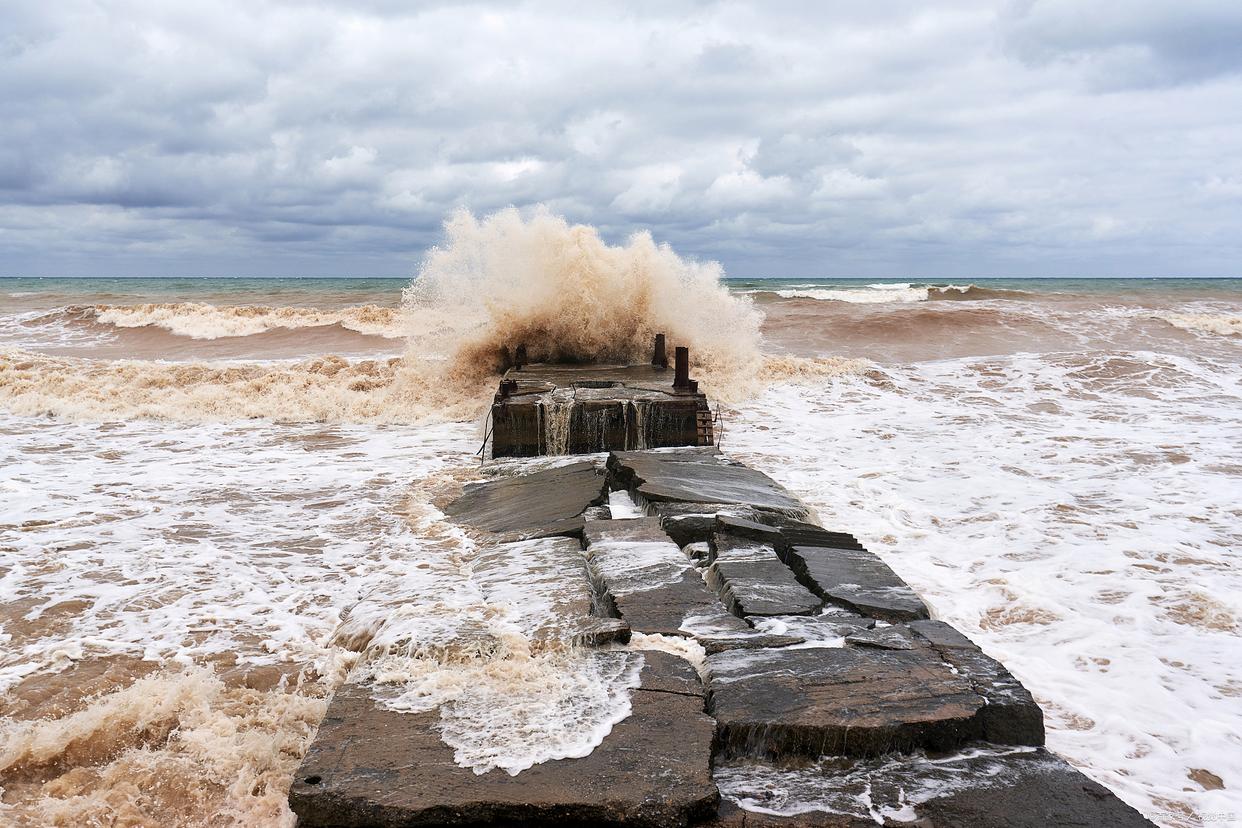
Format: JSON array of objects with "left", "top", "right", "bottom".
[
  {"left": 673, "top": 346, "right": 690, "bottom": 390},
  {"left": 514, "top": 344, "right": 527, "bottom": 370},
  {"left": 652, "top": 333, "right": 668, "bottom": 369}
]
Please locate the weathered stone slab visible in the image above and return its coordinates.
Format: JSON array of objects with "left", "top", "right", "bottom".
[
  {"left": 715, "top": 513, "right": 784, "bottom": 544},
  {"left": 473, "top": 537, "right": 629, "bottom": 647},
  {"left": 783, "top": 544, "right": 929, "bottom": 622},
  {"left": 706, "top": 646, "right": 986, "bottom": 758},
  {"left": 773, "top": 519, "right": 865, "bottom": 552},
  {"left": 445, "top": 460, "right": 606, "bottom": 537},
  {"left": 634, "top": 650, "right": 705, "bottom": 696},
  {"left": 711, "top": 748, "right": 1155, "bottom": 827},
  {"left": 582, "top": 516, "right": 671, "bottom": 547},
  {"left": 697, "top": 630, "right": 807, "bottom": 655},
  {"left": 909, "top": 620, "right": 1044, "bottom": 746},
  {"left": 652, "top": 502, "right": 764, "bottom": 547},
  {"left": 584, "top": 518, "right": 749, "bottom": 637},
  {"left": 844, "top": 624, "right": 920, "bottom": 650},
  {"left": 610, "top": 449, "right": 810, "bottom": 518},
  {"left": 706, "top": 535, "right": 822, "bottom": 618},
  {"left": 290, "top": 652, "right": 718, "bottom": 827}
]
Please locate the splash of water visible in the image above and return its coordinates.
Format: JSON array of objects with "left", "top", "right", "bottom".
[
  {"left": 1, "top": 208, "right": 779, "bottom": 423},
  {"left": 403, "top": 207, "right": 763, "bottom": 380}
]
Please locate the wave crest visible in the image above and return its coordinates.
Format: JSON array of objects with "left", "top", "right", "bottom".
[
  {"left": 403, "top": 207, "right": 763, "bottom": 380},
  {"left": 1154, "top": 312, "right": 1242, "bottom": 337},
  {"left": 747, "top": 283, "right": 1029, "bottom": 304},
  {"left": 62, "top": 303, "right": 407, "bottom": 340},
  {"left": 0, "top": 350, "right": 491, "bottom": 424}
]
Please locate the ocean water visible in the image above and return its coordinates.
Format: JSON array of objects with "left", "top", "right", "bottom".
[{"left": 2, "top": 231, "right": 1241, "bottom": 826}]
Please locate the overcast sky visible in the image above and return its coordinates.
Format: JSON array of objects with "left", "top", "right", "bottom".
[{"left": 2, "top": 1, "right": 1241, "bottom": 278}]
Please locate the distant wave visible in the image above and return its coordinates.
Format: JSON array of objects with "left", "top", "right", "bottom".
[
  {"left": 1152, "top": 312, "right": 1242, "bottom": 337},
  {"left": 741, "top": 283, "right": 1031, "bottom": 304},
  {"left": 28, "top": 303, "right": 407, "bottom": 340},
  {"left": 0, "top": 350, "right": 493, "bottom": 423}
]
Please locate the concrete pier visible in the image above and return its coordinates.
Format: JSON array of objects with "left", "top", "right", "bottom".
[
  {"left": 488, "top": 363, "right": 714, "bottom": 457},
  {"left": 290, "top": 365, "right": 1154, "bottom": 828}
]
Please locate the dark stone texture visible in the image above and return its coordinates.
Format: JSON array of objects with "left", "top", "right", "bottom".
[
  {"left": 908, "top": 620, "right": 1045, "bottom": 746},
  {"left": 698, "top": 631, "right": 806, "bottom": 655},
  {"left": 445, "top": 461, "right": 606, "bottom": 537},
  {"left": 652, "top": 503, "right": 764, "bottom": 547},
  {"left": 772, "top": 519, "right": 865, "bottom": 552},
  {"left": 845, "top": 625, "right": 920, "bottom": 650},
  {"left": 584, "top": 518, "right": 748, "bottom": 637},
  {"left": 706, "top": 535, "right": 822, "bottom": 618},
  {"left": 909, "top": 749, "right": 1155, "bottom": 827},
  {"left": 783, "top": 544, "right": 929, "bottom": 623},
  {"left": 634, "top": 650, "right": 704, "bottom": 697},
  {"left": 704, "top": 800, "right": 876, "bottom": 828},
  {"left": 715, "top": 514, "right": 784, "bottom": 545},
  {"left": 610, "top": 449, "right": 810, "bottom": 518},
  {"left": 710, "top": 748, "right": 1155, "bottom": 828},
  {"left": 291, "top": 653, "right": 718, "bottom": 827},
  {"left": 706, "top": 646, "right": 985, "bottom": 758},
  {"left": 907, "top": 618, "right": 976, "bottom": 649},
  {"left": 582, "top": 516, "right": 669, "bottom": 547}
]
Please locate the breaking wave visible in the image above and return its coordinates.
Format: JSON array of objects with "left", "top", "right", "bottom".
[
  {"left": 758, "top": 355, "right": 872, "bottom": 383},
  {"left": 32, "top": 303, "right": 405, "bottom": 340},
  {"left": 0, "top": 351, "right": 492, "bottom": 424},
  {"left": 747, "top": 283, "right": 1029, "bottom": 304},
  {"left": 403, "top": 207, "right": 763, "bottom": 379},
  {"left": 0, "top": 667, "right": 330, "bottom": 827},
  {"left": 0, "top": 209, "right": 873, "bottom": 422},
  {"left": 1153, "top": 312, "right": 1242, "bottom": 337}
]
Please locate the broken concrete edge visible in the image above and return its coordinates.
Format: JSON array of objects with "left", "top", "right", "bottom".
[
  {"left": 705, "top": 747, "right": 1157, "bottom": 828},
  {"left": 291, "top": 650, "right": 719, "bottom": 828},
  {"left": 444, "top": 460, "right": 609, "bottom": 536},
  {"left": 907, "top": 620, "right": 1046, "bottom": 746},
  {"left": 705, "top": 645, "right": 1044, "bottom": 761},
  {"left": 779, "top": 544, "right": 930, "bottom": 623},
  {"left": 702, "top": 622, "right": 1046, "bottom": 762}
]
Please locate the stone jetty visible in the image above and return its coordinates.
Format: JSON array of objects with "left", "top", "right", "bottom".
[{"left": 290, "top": 347, "right": 1154, "bottom": 827}]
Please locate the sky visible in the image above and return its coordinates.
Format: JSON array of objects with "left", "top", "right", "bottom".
[{"left": 2, "top": 0, "right": 1241, "bottom": 278}]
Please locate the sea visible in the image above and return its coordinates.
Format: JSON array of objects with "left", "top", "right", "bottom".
[{"left": 2, "top": 261, "right": 1240, "bottom": 826}]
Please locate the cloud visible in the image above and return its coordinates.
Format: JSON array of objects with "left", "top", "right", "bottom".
[{"left": 0, "top": 0, "right": 1239, "bottom": 277}]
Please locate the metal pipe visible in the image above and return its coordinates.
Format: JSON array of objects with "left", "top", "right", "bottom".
[
  {"left": 673, "top": 346, "right": 690, "bottom": 389},
  {"left": 652, "top": 333, "right": 668, "bottom": 369}
]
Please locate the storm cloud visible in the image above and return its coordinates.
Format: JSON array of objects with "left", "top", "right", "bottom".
[{"left": 2, "top": 0, "right": 1240, "bottom": 277}]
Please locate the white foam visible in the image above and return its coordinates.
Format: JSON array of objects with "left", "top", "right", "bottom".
[
  {"left": 726, "top": 349, "right": 1242, "bottom": 825},
  {"left": 1154, "top": 311, "right": 1242, "bottom": 337},
  {"left": 585, "top": 539, "right": 691, "bottom": 595},
  {"left": 771, "top": 286, "right": 930, "bottom": 303},
  {"left": 364, "top": 648, "right": 643, "bottom": 776},
  {"left": 606, "top": 489, "right": 645, "bottom": 518},
  {"left": 0, "top": 415, "right": 477, "bottom": 692},
  {"left": 716, "top": 746, "right": 1045, "bottom": 820}
]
